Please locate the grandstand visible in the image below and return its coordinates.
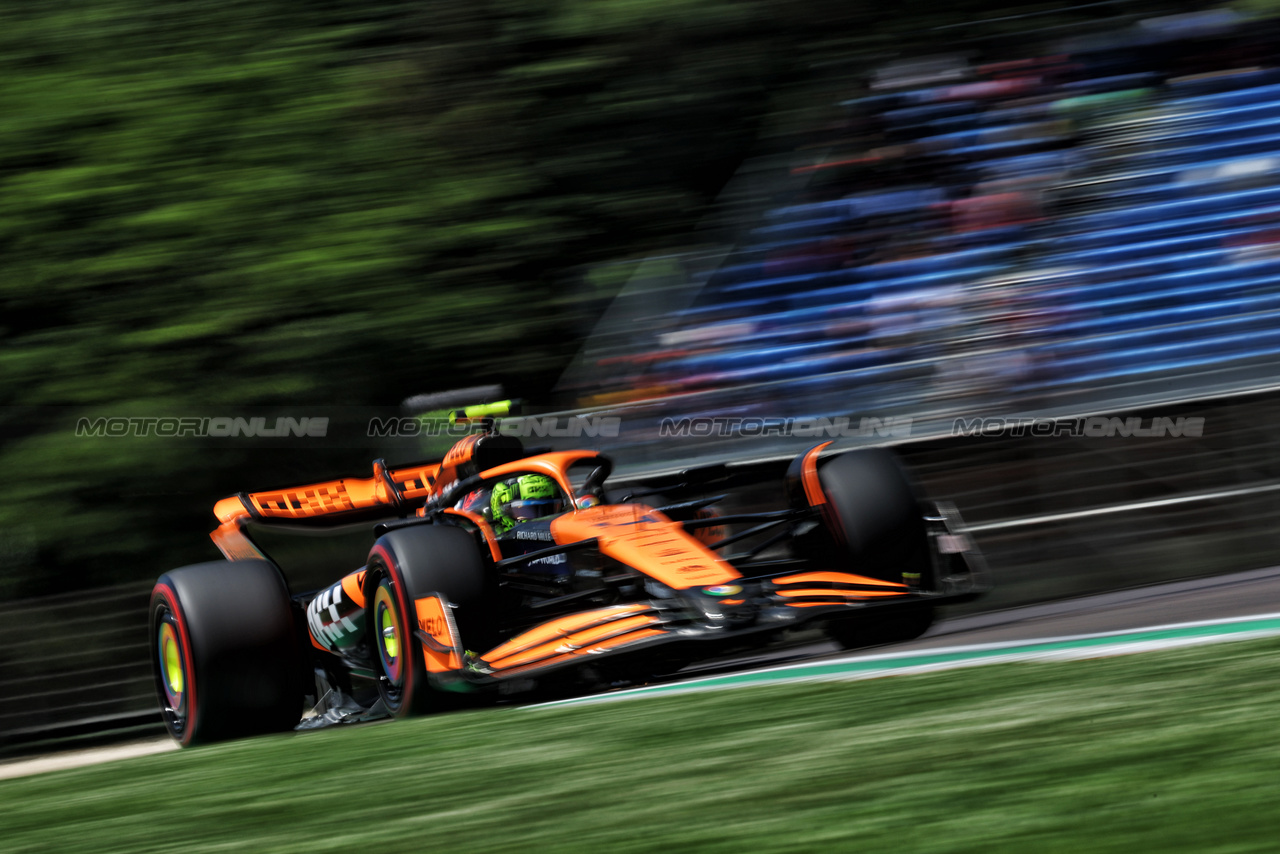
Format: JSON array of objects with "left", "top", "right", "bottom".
[{"left": 565, "top": 10, "right": 1280, "bottom": 437}]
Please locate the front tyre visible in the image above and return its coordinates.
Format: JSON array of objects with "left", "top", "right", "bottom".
[
  {"left": 149, "top": 560, "right": 303, "bottom": 746},
  {"left": 365, "top": 525, "right": 490, "bottom": 717},
  {"left": 369, "top": 571, "right": 429, "bottom": 716},
  {"left": 815, "top": 450, "right": 936, "bottom": 649},
  {"left": 816, "top": 449, "right": 931, "bottom": 586}
]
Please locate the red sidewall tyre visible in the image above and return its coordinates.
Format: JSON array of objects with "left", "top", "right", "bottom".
[
  {"left": 151, "top": 583, "right": 200, "bottom": 746},
  {"left": 149, "top": 560, "right": 303, "bottom": 746},
  {"left": 365, "top": 525, "right": 490, "bottom": 718}
]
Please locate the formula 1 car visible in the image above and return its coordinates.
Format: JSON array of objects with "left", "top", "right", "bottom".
[{"left": 149, "top": 403, "right": 986, "bottom": 745}]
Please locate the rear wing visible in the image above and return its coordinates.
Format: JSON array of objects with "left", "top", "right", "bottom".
[
  {"left": 213, "top": 458, "right": 443, "bottom": 524},
  {"left": 209, "top": 457, "right": 444, "bottom": 576},
  {"left": 209, "top": 432, "right": 530, "bottom": 563}
]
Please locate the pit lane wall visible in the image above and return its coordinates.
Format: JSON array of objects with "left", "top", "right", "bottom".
[{"left": 4, "top": 386, "right": 1280, "bottom": 751}]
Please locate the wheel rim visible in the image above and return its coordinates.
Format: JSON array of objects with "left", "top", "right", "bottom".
[
  {"left": 373, "top": 581, "right": 404, "bottom": 698},
  {"left": 155, "top": 610, "right": 189, "bottom": 736}
]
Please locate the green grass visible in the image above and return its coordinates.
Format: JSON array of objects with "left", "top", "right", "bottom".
[{"left": 7, "top": 638, "right": 1280, "bottom": 853}]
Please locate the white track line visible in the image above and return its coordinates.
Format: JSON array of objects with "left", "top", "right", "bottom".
[{"left": 0, "top": 737, "right": 177, "bottom": 782}]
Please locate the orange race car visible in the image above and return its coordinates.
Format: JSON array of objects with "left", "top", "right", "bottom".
[{"left": 149, "top": 403, "right": 987, "bottom": 746}]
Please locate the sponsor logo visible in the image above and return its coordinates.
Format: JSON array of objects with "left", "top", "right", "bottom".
[
  {"left": 419, "top": 614, "right": 448, "bottom": 639},
  {"left": 703, "top": 584, "right": 744, "bottom": 597}
]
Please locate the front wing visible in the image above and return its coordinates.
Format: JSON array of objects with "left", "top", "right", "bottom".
[{"left": 413, "top": 568, "right": 974, "bottom": 689}]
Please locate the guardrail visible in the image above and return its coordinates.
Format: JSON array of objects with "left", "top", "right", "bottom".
[
  {"left": 4, "top": 386, "right": 1280, "bottom": 751},
  {"left": 0, "top": 582, "right": 159, "bottom": 753}
]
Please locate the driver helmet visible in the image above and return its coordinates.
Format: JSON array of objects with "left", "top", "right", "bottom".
[{"left": 490, "top": 474, "right": 565, "bottom": 533}]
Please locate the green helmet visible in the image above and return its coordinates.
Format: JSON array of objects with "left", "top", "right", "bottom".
[{"left": 490, "top": 474, "right": 565, "bottom": 533}]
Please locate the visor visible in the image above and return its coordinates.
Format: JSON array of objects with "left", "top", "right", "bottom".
[{"left": 508, "top": 498, "right": 564, "bottom": 521}]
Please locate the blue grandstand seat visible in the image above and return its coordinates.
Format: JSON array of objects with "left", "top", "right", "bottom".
[
  {"left": 1164, "top": 97, "right": 1280, "bottom": 127},
  {"left": 665, "top": 338, "right": 864, "bottom": 374},
  {"left": 915, "top": 125, "right": 1037, "bottom": 149},
  {"left": 786, "top": 266, "right": 1003, "bottom": 311},
  {"left": 944, "top": 138, "right": 1063, "bottom": 159},
  {"left": 1058, "top": 212, "right": 1280, "bottom": 251},
  {"left": 1034, "top": 328, "right": 1280, "bottom": 388},
  {"left": 716, "top": 246, "right": 1014, "bottom": 300},
  {"left": 1045, "top": 311, "right": 1280, "bottom": 360},
  {"left": 1172, "top": 81, "right": 1280, "bottom": 110},
  {"left": 960, "top": 150, "right": 1079, "bottom": 179},
  {"left": 1059, "top": 72, "right": 1161, "bottom": 94},
  {"left": 681, "top": 349, "right": 889, "bottom": 389},
  {"left": 845, "top": 246, "right": 1013, "bottom": 278},
  {"left": 1043, "top": 231, "right": 1234, "bottom": 264},
  {"left": 664, "top": 62, "right": 1280, "bottom": 407},
  {"left": 1171, "top": 117, "right": 1280, "bottom": 148},
  {"left": 1167, "top": 68, "right": 1280, "bottom": 98},
  {"left": 1063, "top": 185, "right": 1280, "bottom": 230},
  {"left": 1150, "top": 134, "right": 1280, "bottom": 167},
  {"left": 1043, "top": 294, "right": 1280, "bottom": 338},
  {"left": 719, "top": 268, "right": 860, "bottom": 299},
  {"left": 1059, "top": 273, "right": 1280, "bottom": 315}
]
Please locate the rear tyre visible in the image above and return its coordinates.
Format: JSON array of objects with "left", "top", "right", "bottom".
[
  {"left": 149, "top": 560, "right": 303, "bottom": 746},
  {"left": 815, "top": 450, "right": 935, "bottom": 649},
  {"left": 365, "top": 525, "right": 490, "bottom": 717}
]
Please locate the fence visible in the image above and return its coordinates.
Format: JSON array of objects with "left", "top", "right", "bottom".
[{"left": 0, "top": 583, "right": 158, "bottom": 753}]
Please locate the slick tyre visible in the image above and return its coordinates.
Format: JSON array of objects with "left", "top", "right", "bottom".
[
  {"left": 816, "top": 449, "right": 931, "bottom": 586},
  {"left": 150, "top": 560, "right": 303, "bottom": 747},
  {"left": 365, "top": 525, "right": 490, "bottom": 717},
  {"left": 816, "top": 450, "right": 936, "bottom": 649}
]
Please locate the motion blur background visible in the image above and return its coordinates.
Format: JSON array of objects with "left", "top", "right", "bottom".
[{"left": 8, "top": 0, "right": 1280, "bottom": 747}]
